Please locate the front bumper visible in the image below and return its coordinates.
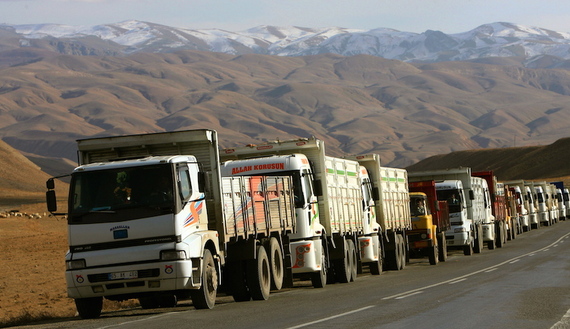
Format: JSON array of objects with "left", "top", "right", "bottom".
[{"left": 66, "top": 259, "right": 196, "bottom": 299}]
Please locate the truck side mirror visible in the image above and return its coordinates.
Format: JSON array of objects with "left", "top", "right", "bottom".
[
  {"left": 46, "top": 190, "right": 57, "bottom": 213},
  {"left": 198, "top": 171, "right": 207, "bottom": 193},
  {"left": 469, "top": 190, "right": 475, "bottom": 200},
  {"left": 372, "top": 187, "right": 380, "bottom": 201},
  {"left": 313, "top": 179, "right": 323, "bottom": 197},
  {"left": 46, "top": 178, "right": 55, "bottom": 190}
]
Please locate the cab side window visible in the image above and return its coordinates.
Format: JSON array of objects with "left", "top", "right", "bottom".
[{"left": 178, "top": 166, "right": 192, "bottom": 201}]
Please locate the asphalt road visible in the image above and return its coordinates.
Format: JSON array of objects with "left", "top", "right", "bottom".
[{"left": 23, "top": 220, "right": 570, "bottom": 329}]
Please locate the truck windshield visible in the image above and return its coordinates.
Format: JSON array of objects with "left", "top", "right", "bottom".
[
  {"left": 69, "top": 164, "right": 175, "bottom": 224},
  {"left": 436, "top": 189, "right": 462, "bottom": 213},
  {"left": 410, "top": 197, "right": 427, "bottom": 216}
]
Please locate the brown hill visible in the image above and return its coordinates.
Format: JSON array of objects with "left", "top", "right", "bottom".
[
  {"left": 0, "top": 139, "right": 68, "bottom": 209},
  {"left": 406, "top": 137, "right": 570, "bottom": 184},
  {"left": 1, "top": 50, "right": 570, "bottom": 176}
]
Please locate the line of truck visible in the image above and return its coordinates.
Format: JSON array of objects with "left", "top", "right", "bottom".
[{"left": 44, "top": 129, "right": 569, "bottom": 319}]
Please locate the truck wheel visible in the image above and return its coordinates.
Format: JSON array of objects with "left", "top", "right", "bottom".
[
  {"left": 347, "top": 239, "right": 357, "bottom": 282},
  {"left": 497, "top": 224, "right": 505, "bottom": 248},
  {"left": 437, "top": 233, "right": 448, "bottom": 262},
  {"left": 397, "top": 234, "right": 407, "bottom": 270},
  {"left": 191, "top": 249, "right": 218, "bottom": 309},
  {"left": 246, "top": 245, "right": 271, "bottom": 300},
  {"left": 311, "top": 241, "right": 328, "bottom": 288},
  {"left": 335, "top": 239, "right": 351, "bottom": 283},
  {"left": 266, "top": 237, "right": 284, "bottom": 291},
  {"left": 383, "top": 232, "right": 401, "bottom": 271},
  {"left": 464, "top": 241, "right": 473, "bottom": 256},
  {"left": 474, "top": 225, "right": 483, "bottom": 253},
  {"left": 75, "top": 297, "right": 103, "bottom": 319},
  {"left": 229, "top": 261, "right": 251, "bottom": 302},
  {"left": 428, "top": 244, "right": 439, "bottom": 265}
]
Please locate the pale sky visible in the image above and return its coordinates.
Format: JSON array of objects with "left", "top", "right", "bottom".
[{"left": 2, "top": 0, "right": 570, "bottom": 34}]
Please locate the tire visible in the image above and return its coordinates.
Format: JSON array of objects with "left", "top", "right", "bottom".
[
  {"left": 75, "top": 297, "right": 103, "bottom": 319},
  {"left": 383, "top": 233, "right": 402, "bottom": 271},
  {"left": 438, "top": 233, "right": 448, "bottom": 262},
  {"left": 246, "top": 245, "right": 271, "bottom": 300},
  {"left": 347, "top": 239, "right": 358, "bottom": 282},
  {"left": 311, "top": 241, "right": 328, "bottom": 288},
  {"left": 428, "top": 244, "right": 439, "bottom": 265},
  {"left": 229, "top": 261, "right": 251, "bottom": 302},
  {"left": 497, "top": 223, "right": 504, "bottom": 248},
  {"left": 266, "top": 238, "right": 284, "bottom": 291},
  {"left": 474, "top": 224, "right": 483, "bottom": 254},
  {"left": 191, "top": 249, "right": 218, "bottom": 309},
  {"left": 464, "top": 240, "right": 473, "bottom": 256},
  {"left": 335, "top": 239, "right": 351, "bottom": 283},
  {"left": 398, "top": 235, "right": 406, "bottom": 270}
]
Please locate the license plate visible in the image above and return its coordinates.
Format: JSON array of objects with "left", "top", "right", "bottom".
[{"left": 108, "top": 270, "right": 138, "bottom": 280}]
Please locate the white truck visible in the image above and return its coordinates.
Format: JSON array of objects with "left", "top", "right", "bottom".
[
  {"left": 347, "top": 154, "right": 411, "bottom": 270},
  {"left": 555, "top": 187, "right": 567, "bottom": 221},
  {"left": 222, "top": 137, "right": 380, "bottom": 286},
  {"left": 533, "top": 182, "right": 553, "bottom": 226},
  {"left": 551, "top": 181, "right": 569, "bottom": 220},
  {"left": 546, "top": 183, "right": 561, "bottom": 223},
  {"left": 503, "top": 180, "right": 531, "bottom": 232},
  {"left": 524, "top": 181, "right": 541, "bottom": 229},
  {"left": 408, "top": 168, "right": 488, "bottom": 256},
  {"left": 45, "top": 129, "right": 296, "bottom": 318}
]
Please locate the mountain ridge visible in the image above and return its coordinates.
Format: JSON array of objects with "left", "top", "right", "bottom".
[{"left": 3, "top": 21, "right": 570, "bottom": 67}]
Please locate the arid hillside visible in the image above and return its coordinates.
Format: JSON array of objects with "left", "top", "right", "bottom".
[
  {"left": 0, "top": 139, "right": 54, "bottom": 207},
  {"left": 407, "top": 137, "right": 570, "bottom": 184},
  {"left": 1, "top": 50, "right": 570, "bottom": 177}
]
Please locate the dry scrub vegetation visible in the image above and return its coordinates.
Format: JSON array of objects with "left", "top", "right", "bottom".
[
  {"left": 0, "top": 203, "right": 139, "bottom": 327},
  {"left": 0, "top": 203, "right": 73, "bottom": 327}
]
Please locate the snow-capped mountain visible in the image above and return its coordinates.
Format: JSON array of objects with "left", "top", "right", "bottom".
[{"left": 3, "top": 21, "right": 570, "bottom": 63}]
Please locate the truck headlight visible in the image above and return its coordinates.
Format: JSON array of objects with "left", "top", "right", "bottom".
[
  {"left": 161, "top": 250, "right": 187, "bottom": 261},
  {"left": 66, "top": 259, "right": 86, "bottom": 270}
]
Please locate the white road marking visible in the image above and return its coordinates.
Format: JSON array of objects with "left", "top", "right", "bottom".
[
  {"left": 448, "top": 278, "right": 467, "bottom": 285},
  {"left": 395, "top": 291, "right": 423, "bottom": 299},
  {"left": 285, "top": 306, "right": 375, "bottom": 329}
]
